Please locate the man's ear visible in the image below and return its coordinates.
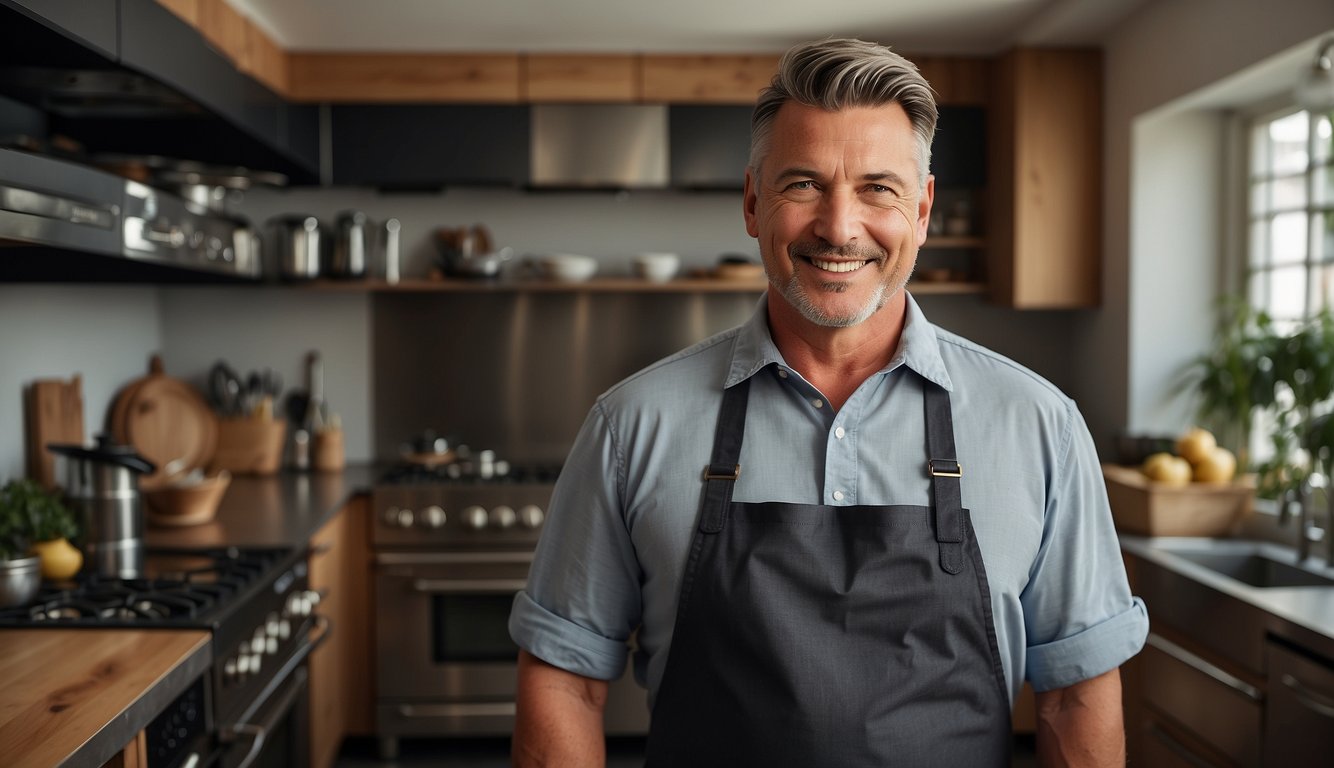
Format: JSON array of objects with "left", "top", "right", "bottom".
[
  {"left": 743, "top": 167, "right": 760, "bottom": 238},
  {"left": 916, "top": 175, "right": 935, "bottom": 245}
]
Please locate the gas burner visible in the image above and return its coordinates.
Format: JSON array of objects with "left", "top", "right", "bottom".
[{"left": 0, "top": 546, "right": 291, "bottom": 628}]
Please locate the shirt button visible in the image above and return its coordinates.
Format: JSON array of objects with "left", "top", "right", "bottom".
[
  {"left": 832, "top": 490, "right": 845, "bottom": 501},
  {"left": 812, "top": 398, "right": 824, "bottom": 409},
  {"left": 777, "top": 369, "right": 789, "bottom": 379},
  {"left": 834, "top": 426, "right": 846, "bottom": 439}
]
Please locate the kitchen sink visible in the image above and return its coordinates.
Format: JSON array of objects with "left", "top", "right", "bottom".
[{"left": 1165, "top": 549, "right": 1334, "bottom": 588}]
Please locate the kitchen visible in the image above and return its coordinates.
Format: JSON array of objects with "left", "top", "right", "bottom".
[{"left": 2, "top": 0, "right": 1334, "bottom": 765}]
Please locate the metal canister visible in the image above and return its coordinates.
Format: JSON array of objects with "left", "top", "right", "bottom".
[{"left": 48, "top": 435, "right": 154, "bottom": 579}]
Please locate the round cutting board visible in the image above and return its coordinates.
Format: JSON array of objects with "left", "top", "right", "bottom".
[{"left": 111, "top": 355, "right": 218, "bottom": 486}]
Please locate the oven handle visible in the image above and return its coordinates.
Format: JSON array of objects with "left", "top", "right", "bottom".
[
  {"left": 220, "top": 613, "right": 331, "bottom": 766},
  {"left": 412, "top": 578, "right": 528, "bottom": 594}
]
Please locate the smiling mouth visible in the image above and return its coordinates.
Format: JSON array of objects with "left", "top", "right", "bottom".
[{"left": 809, "top": 257, "right": 870, "bottom": 273}]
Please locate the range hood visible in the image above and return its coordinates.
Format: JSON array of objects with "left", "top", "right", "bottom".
[{"left": 529, "top": 104, "right": 669, "bottom": 189}]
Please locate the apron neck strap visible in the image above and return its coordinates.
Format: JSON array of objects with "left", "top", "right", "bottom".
[
  {"left": 924, "top": 383, "right": 966, "bottom": 574},
  {"left": 699, "top": 377, "right": 751, "bottom": 533}
]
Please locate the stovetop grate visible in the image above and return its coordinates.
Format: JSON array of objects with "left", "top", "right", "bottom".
[{"left": 0, "top": 546, "right": 291, "bottom": 628}]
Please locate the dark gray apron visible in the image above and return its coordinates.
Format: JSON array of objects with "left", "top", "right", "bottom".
[{"left": 643, "top": 375, "right": 1012, "bottom": 767}]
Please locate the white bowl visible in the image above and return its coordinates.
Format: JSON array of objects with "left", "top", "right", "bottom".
[
  {"left": 541, "top": 254, "right": 598, "bottom": 282},
  {"left": 634, "top": 252, "right": 680, "bottom": 283}
]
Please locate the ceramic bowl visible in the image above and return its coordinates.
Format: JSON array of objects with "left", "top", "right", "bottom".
[
  {"left": 634, "top": 252, "right": 680, "bottom": 283},
  {"left": 541, "top": 254, "right": 598, "bottom": 282}
]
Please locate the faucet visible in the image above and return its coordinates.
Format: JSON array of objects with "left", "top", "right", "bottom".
[{"left": 1293, "top": 474, "right": 1334, "bottom": 567}]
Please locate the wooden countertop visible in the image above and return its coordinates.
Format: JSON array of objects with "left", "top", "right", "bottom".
[{"left": 0, "top": 629, "right": 211, "bottom": 768}]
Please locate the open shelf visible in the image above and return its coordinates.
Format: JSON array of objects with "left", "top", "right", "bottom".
[{"left": 301, "top": 276, "right": 988, "bottom": 295}]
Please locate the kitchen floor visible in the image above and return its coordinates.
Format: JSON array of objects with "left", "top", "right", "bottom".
[{"left": 336, "top": 735, "right": 1040, "bottom": 766}]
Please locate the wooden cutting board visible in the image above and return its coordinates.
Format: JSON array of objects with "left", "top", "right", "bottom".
[
  {"left": 25, "top": 375, "right": 85, "bottom": 489},
  {"left": 111, "top": 356, "right": 218, "bottom": 486}
]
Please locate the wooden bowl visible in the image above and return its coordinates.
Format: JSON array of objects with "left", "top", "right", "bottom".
[{"left": 144, "top": 471, "right": 232, "bottom": 527}]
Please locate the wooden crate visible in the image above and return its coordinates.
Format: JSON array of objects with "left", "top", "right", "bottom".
[{"left": 1102, "top": 464, "right": 1255, "bottom": 537}]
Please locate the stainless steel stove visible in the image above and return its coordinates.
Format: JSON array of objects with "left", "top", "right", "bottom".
[{"left": 0, "top": 546, "right": 326, "bottom": 768}]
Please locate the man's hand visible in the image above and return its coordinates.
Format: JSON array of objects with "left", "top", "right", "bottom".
[
  {"left": 1034, "top": 668, "right": 1125, "bottom": 767},
  {"left": 512, "top": 650, "right": 610, "bottom": 768}
]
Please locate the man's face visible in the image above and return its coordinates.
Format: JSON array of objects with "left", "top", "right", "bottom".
[{"left": 743, "top": 101, "right": 934, "bottom": 328}]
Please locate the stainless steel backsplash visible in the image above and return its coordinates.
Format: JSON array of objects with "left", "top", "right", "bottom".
[{"left": 373, "top": 290, "right": 760, "bottom": 464}]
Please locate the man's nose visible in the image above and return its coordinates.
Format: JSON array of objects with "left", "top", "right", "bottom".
[{"left": 813, "top": 189, "right": 859, "bottom": 247}]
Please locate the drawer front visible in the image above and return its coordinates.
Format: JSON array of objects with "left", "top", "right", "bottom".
[
  {"left": 1140, "top": 717, "right": 1230, "bottom": 768},
  {"left": 1264, "top": 641, "right": 1334, "bottom": 766},
  {"left": 1142, "top": 635, "right": 1262, "bottom": 767}
]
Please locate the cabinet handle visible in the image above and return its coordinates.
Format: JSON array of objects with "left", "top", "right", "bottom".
[
  {"left": 1281, "top": 673, "right": 1334, "bottom": 719},
  {"left": 1147, "top": 634, "right": 1262, "bottom": 701},
  {"left": 1145, "top": 721, "right": 1217, "bottom": 768}
]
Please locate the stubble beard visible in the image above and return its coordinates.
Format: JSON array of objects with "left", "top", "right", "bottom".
[{"left": 777, "top": 244, "right": 912, "bottom": 328}]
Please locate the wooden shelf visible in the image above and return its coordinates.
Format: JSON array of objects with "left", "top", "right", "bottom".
[
  {"left": 301, "top": 276, "right": 987, "bottom": 295},
  {"left": 924, "top": 235, "right": 987, "bottom": 249}
]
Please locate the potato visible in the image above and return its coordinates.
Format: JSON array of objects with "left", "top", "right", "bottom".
[
  {"left": 1142, "top": 452, "right": 1192, "bottom": 486},
  {"left": 1175, "top": 427, "right": 1218, "bottom": 465},
  {"left": 1191, "top": 446, "right": 1237, "bottom": 483}
]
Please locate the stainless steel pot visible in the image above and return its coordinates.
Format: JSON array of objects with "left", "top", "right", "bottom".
[
  {"left": 48, "top": 435, "right": 154, "bottom": 579},
  {"left": 329, "top": 209, "right": 370, "bottom": 279},
  {"left": 270, "top": 214, "right": 325, "bottom": 281},
  {"left": 0, "top": 556, "right": 41, "bottom": 608}
]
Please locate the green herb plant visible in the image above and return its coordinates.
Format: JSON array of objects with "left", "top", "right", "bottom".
[{"left": 0, "top": 479, "right": 78, "bottom": 561}]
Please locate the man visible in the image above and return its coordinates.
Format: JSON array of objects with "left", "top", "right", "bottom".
[{"left": 509, "top": 38, "right": 1148, "bottom": 767}]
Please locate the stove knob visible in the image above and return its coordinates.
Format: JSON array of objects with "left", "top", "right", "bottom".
[
  {"left": 518, "top": 504, "right": 545, "bottom": 529},
  {"left": 304, "top": 590, "right": 322, "bottom": 608},
  {"left": 278, "top": 619, "right": 291, "bottom": 640},
  {"left": 422, "top": 505, "right": 447, "bottom": 529},
  {"left": 489, "top": 505, "right": 517, "bottom": 529},
  {"left": 252, "top": 628, "right": 267, "bottom": 653},
  {"left": 223, "top": 658, "right": 238, "bottom": 685},
  {"left": 462, "top": 505, "right": 489, "bottom": 530},
  {"left": 266, "top": 612, "right": 281, "bottom": 637},
  {"left": 396, "top": 507, "right": 416, "bottom": 528},
  {"left": 381, "top": 507, "right": 401, "bottom": 526},
  {"left": 265, "top": 637, "right": 279, "bottom": 656}
]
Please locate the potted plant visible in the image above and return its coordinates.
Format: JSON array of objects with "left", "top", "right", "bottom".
[
  {"left": 1191, "top": 300, "right": 1334, "bottom": 505},
  {"left": 0, "top": 478, "right": 82, "bottom": 585}
]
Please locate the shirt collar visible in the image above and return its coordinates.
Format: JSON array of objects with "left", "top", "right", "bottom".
[{"left": 725, "top": 291, "right": 954, "bottom": 392}]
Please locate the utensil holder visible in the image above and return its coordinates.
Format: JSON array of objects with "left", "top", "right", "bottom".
[
  {"left": 210, "top": 419, "right": 286, "bottom": 475},
  {"left": 312, "top": 429, "right": 345, "bottom": 472}
]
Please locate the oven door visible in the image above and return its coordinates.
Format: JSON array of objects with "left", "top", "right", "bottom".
[
  {"left": 215, "top": 615, "right": 330, "bottom": 768},
  {"left": 375, "top": 550, "right": 531, "bottom": 735}
]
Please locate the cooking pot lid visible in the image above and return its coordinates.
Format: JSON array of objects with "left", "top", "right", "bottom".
[{"left": 47, "top": 434, "right": 155, "bottom": 475}]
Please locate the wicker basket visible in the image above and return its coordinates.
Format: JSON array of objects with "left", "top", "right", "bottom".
[{"left": 1102, "top": 463, "right": 1255, "bottom": 537}]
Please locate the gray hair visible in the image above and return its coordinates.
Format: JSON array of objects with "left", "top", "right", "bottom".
[{"left": 749, "top": 38, "right": 938, "bottom": 187}]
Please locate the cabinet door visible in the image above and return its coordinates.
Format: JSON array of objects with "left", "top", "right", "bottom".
[
  {"left": 330, "top": 105, "right": 530, "bottom": 188},
  {"left": 1265, "top": 640, "right": 1334, "bottom": 766},
  {"left": 669, "top": 105, "right": 750, "bottom": 190},
  {"left": 1140, "top": 634, "right": 1262, "bottom": 767},
  {"left": 308, "top": 496, "right": 372, "bottom": 768},
  {"left": 986, "top": 48, "right": 1101, "bottom": 309},
  {"left": 4, "top": 0, "right": 117, "bottom": 59}
]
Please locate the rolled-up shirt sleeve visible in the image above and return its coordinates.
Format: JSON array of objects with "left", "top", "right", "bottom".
[
  {"left": 1022, "top": 401, "right": 1149, "bottom": 692},
  {"left": 509, "top": 401, "right": 643, "bottom": 681}
]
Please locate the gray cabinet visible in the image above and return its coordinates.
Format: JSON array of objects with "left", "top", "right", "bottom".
[
  {"left": 1264, "top": 641, "right": 1334, "bottom": 765},
  {"left": 2, "top": 0, "right": 117, "bottom": 60}
]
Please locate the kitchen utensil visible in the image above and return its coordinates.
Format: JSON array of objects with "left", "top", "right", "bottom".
[
  {"left": 48, "top": 434, "right": 155, "bottom": 579},
  {"left": 24, "top": 375, "right": 84, "bottom": 490},
  {"left": 110, "top": 355, "right": 218, "bottom": 488},
  {"left": 208, "top": 360, "right": 243, "bottom": 417},
  {"left": 436, "top": 224, "right": 511, "bottom": 278},
  {"left": 383, "top": 218, "right": 402, "bottom": 284},
  {"left": 329, "top": 209, "right": 370, "bottom": 279},
  {"left": 0, "top": 556, "right": 41, "bottom": 608},
  {"left": 270, "top": 214, "right": 325, "bottom": 282},
  {"left": 306, "top": 350, "right": 325, "bottom": 432}
]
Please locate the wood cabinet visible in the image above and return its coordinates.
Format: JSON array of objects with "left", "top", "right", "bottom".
[
  {"left": 288, "top": 53, "right": 523, "bottom": 103},
  {"left": 641, "top": 54, "right": 780, "bottom": 103},
  {"left": 308, "top": 496, "right": 372, "bottom": 768},
  {"left": 987, "top": 48, "right": 1101, "bottom": 309},
  {"left": 524, "top": 54, "right": 638, "bottom": 102}
]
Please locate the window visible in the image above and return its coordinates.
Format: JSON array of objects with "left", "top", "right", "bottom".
[{"left": 1245, "top": 108, "right": 1334, "bottom": 326}]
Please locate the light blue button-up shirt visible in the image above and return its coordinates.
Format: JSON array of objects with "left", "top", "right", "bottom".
[{"left": 510, "top": 293, "right": 1148, "bottom": 707}]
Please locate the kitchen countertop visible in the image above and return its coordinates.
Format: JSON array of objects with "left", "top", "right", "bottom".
[
  {"left": 1121, "top": 534, "right": 1334, "bottom": 661},
  {"left": 0, "top": 464, "right": 379, "bottom": 768},
  {"left": 146, "top": 463, "right": 380, "bottom": 549},
  {"left": 0, "top": 628, "right": 211, "bottom": 768}
]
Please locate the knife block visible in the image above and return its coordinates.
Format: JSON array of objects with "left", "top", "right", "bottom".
[{"left": 210, "top": 419, "right": 286, "bottom": 475}]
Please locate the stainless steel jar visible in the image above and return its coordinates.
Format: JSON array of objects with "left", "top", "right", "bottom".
[
  {"left": 330, "top": 209, "right": 370, "bottom": 279},
  {"left": 48, "top": 435, "right": 154, "bottom": 579},
  {"left": 270, "top": 214, "right": 325, "bottom": 281}
]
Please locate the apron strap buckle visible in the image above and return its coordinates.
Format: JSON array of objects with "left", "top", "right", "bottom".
[
  {"left": 703, "top": 463, "right": 741, "bottom": 481},
  {"left": 928, "top": 458, "right": 962, "bottom": 478}
]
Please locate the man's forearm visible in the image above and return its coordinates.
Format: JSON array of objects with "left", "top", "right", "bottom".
[
  {"left": 513, "top": 650, "right": 609, "bottom": 768},
  {"left": 1034, "top": 668, "right": 1126, "bottom": 767}
]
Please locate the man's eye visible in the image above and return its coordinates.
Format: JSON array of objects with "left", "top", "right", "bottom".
[
  {"left": 787, "top": 181, "right": 816, "bottom": 191},
  {"left": 868, "top": 184, "right": 894, "bottom": 194}
]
